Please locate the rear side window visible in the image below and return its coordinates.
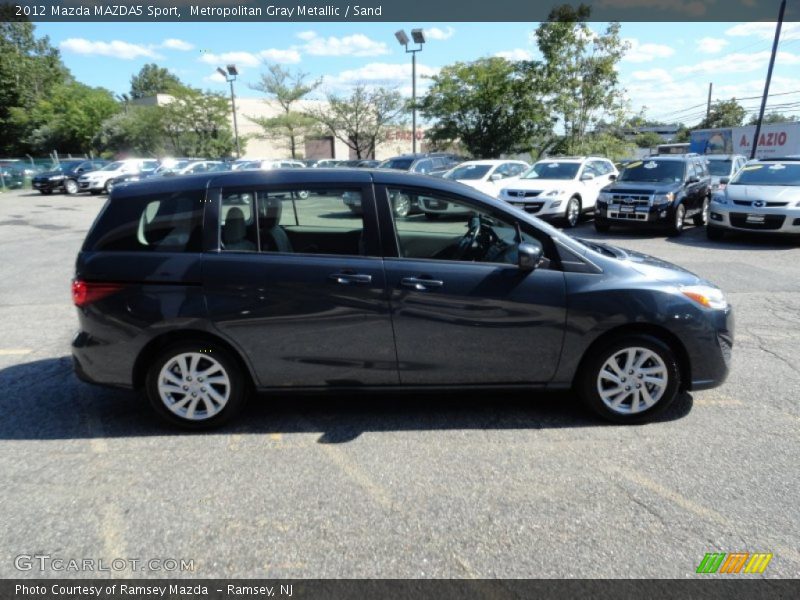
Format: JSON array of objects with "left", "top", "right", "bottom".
[{"left": 84, "top": 190, "right": 204, "bottom": 252}]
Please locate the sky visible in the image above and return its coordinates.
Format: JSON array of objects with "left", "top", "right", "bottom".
[{"left": 33, "top": 21, "right": 800, "bottom": 126}]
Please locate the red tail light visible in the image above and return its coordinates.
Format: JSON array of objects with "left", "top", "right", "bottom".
[{"left": 72, "top": 280, "right": 125, "bottom": 307}]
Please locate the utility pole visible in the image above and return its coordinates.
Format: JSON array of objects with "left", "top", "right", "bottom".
[
  {"left": 706, "top": 83, "right": 713, "bottom": 122},
  {"left": 752, "top": 0, "right": 786, "bottom": 159}
]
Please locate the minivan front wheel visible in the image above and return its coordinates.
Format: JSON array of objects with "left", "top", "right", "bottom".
[
  {"left": 145, "top": 343, "right": 247, "bottom": 428},
  {"left": 578, "top": 335, "right": 680, "bottom": 424}
]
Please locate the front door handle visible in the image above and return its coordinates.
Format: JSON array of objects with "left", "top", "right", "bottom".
[
  {"left": 401, "top": 277, "right": 444, "bottom": 291},
  {"left": 329, "top": 272, "right": 372, "bottom": 285}
]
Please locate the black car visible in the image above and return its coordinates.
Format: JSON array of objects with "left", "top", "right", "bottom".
[
  {"left": 72, "top": 169, "right": 733, "bottom": 428},
  {"left": 0, "top": 164, "right": 25, "bottom": 190},
  {"left": 595, "top": 154, "right": 712, "bottom": 235},
  {"left": 31, "top": 160, "right": 108, "bottom": 195}
]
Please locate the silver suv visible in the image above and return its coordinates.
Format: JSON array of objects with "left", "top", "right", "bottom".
[{"left": 707, "top": 157, "right": 800, "bottom": 239}]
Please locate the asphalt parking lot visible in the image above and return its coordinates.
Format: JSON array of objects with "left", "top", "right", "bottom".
[{"left": 0, "top": 187, "right": 798, "bottom": 579}]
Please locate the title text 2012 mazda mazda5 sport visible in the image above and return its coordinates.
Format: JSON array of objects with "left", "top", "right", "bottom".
[{"left": 72, "top": 169, "right": 733, "bottom": 428}]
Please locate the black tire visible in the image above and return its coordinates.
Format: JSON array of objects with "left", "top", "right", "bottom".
[
  {"left": 577, "top": 334, "right": 681, "bottom": 424},
  {"left": 668, "top": 203, "right": 685, "bottom": 237},
  {"left": 594, "top": 218, "right": 611, "bottom": 233},
  {"left": 89, "top": 190, "right": 100, "bottom": 195},
  {"left": 693, "top": 196, "right": 710, "bottom": 226},
  {"left": 40, "top": 189, "right": 53, "bottom": 195},
  {"left": 64, "top": 179, "right": 79, "bottom": 195},
  {"left": 145, "top": 341, "right": 248, "bottom": 429},
  {"left": 564, "top": 196, "right": 581, "bottom": 228},
  {"left": 425, "top": 213, "right": 440, "bottom": 220},
  {"left": 706, "top": 225, "right": 725, "bottom": 241}
]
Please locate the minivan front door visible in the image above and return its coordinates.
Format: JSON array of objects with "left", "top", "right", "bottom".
[
  {"left": 202, "top": 185, "right": 398, "bottom": 388},
  {"left": 377, "top": 185, "right": 567, "bottom": 385}
]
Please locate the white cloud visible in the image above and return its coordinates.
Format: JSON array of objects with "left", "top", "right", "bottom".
[
  {"left": 258, "top": 49, "right": 302, "bottom": 64},
  {"left": 59, "top": 38, "right": 160, "bottom": 60},
  {"left": 324, "top": 62, "right": 439, "bottom": 96},
  {"left": 161, "top": 38, "right": 194, "bottom": 51},
  {"left": 726, "top": 22, "right": 800, "bottom": 42},
  {"left": 629, "top": 68, "right": 672, "bottom": 82},
  {"left": 696, "top": 37, "right": 728, "bottom": 54},
  {"left": 200, "top": 51, "right": 261, "bottom": 67},
  {"left": 425, "top": 27, "right": 455, "bottom": 41},
  {"left": 300, "top": 32, "right": 389, "bottom": 57},
  {"left": 676, "top": 50, "right": 800, "bottom": 75},
  {"left": 296, "top": 30, "right": 317, "bottom": 41},
  {"left": 623, "top": 38, "right": 676, "bottom": 63},
  {"left": 203, "top": 71, "right": 228, "bottom": 84},
  {"left": 494, "top": 49, "right": 533, "bottom": 61}
]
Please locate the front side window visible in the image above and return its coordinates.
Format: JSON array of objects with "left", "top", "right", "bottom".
[
  {"left": 387, "top": 188, "right": 545, "bottom": 266},
  {"left": 86, "top": 190, "right": 204, "bottom": 252}
]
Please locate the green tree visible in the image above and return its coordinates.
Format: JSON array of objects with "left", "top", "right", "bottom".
[
  {"left": 129, "top": 63, "right": 182, "bottom": 99},
  {"left": 747, "top": 112, "right": 798, "bottom": 126},
  {"left": 12, "top": 82, "right": 120, "bottom": 154},
  {"left": 161, "top": 86, "right": 238, "bottom": 157},
  {"left": 94, "top": 106, "right": 166, "bottom": 156},
  {"left": 697, "top": 99, "right": 746, "bottom": 129},
  {"left": 533, "top": 4, "right": 629, "bottom": 155},
  {"left": 306, "top": 85, "right": 404, "bottom": 159},
  {"left": 633, "top": 131, "right": 664, "bottom": 149},
  {"left": 249, "top": 64, "right": 321, "bottom": 159},
  {"left": 0, "top": 17, "right": 71, "bottom": 154},
  {"left": 420, "top": 57, "right": 548, "bottom": 158}
]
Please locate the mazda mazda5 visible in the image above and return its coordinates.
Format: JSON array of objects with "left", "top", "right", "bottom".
[{"left": 72, "top": 169, "right": 733, "bottom": 428}]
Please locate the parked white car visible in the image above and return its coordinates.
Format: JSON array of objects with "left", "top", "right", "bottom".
[
  {"left": 499, "top": 157, "right": 618, "bottom": 227},
  {"left": 78, "top": 159, "right": 159, "bottom": 194}
]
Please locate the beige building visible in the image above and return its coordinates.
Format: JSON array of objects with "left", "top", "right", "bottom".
[{"left": 134, "top": 94, "right": 427, "bottom": 160}]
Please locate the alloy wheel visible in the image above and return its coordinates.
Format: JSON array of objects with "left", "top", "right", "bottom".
[
  {"left": 64, "top": 179, "right": 78, "bottom": 195},
  {"left": 596, "top": 347, "right": 668, "bottom": 415},
  {"left": 393, "top": 194, "right": 411, "bottom": 218},
  {"left": 157, "top": 352, "right": 231, "bottom": 421},
  {"left": 565, "top": 197, "right": 580, "bottom": 228}
]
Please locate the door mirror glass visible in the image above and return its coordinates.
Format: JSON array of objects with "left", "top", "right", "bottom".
[
  {"left": 609, "top": 173, "right": 617, "bottom": 181},
  {"left": 490, "top": 173, "right": 503, "bottom": 182},
  {"left": 518, "top": 241, "right": 544, "bottom": 271}
]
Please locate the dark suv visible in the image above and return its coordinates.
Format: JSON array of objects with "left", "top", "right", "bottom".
[
  {"left": 73, "top": 169, "right": 732, "bottom": 428},
  {"left": 594, "top": 154, "right": 712, "bottom": 235},
  {"left": 379, "top": 153, "right": 463, "bottom": 177}
]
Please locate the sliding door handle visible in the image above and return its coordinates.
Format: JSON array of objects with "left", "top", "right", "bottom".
[
  {"left": 328, "top": 272, "right": 372, "bottom": 285},
  {"left": 401, "top": 277, "right": 444, "bottom": 291}
]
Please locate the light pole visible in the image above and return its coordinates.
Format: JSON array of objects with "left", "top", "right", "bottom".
[
  {"left": 395, "top": 29, "right": 425, "bottom": 154},
  {"left": 217, "top": 64, "right": 241, "bottom": 158}
]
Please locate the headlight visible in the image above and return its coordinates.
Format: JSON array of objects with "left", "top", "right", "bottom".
[
  {"left": 712, "top": 193, "right": 728, "bottom": 205},
  {"left": 653, "top": 192, "right": 675, "bottom": 206},
  {"left": 680, "top": 285, "right": 727, "bottom": 310},
  {"left": 545, "top": 189, "right": 563, "bottom": 197}
]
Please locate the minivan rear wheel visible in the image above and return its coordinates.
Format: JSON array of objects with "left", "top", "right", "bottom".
[
  {"left": 577, "top": 334, "right": 680, "bottom": 424},
  {"left": 145, "top": 342, "right": 247, "bottom": 429}
]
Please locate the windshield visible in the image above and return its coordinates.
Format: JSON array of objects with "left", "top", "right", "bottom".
[
  {"left": 619, "top": 160, "right": 684, "bottom": 183},
  {"left": 523, "top": 162, "right": 580, "bottom": 180},
  {"left": 446, "top": 164, "right": 492, "bottom": 180},
  {"left": 707, "top": 160, "right": 732, "bottom": 176},
  {"left": 380, "top": 158, "right": 414, "bottom": 170},
  {"left": 100, "top": 161, "right": 124, "bottom": 171},
  {"left": 730, "top": 162, "right": 800, "bottom": 186},
  {"left": 56, "top": 161, "right": 84, "bottom": 172}
]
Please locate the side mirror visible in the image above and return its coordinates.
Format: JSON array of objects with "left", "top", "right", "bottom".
[
  {"left": 518, "top": 241, "right": 544, "bottom": 272},
  {"left": 687, "top": 175, "right": 700, "bottom": 184},
  {"left": 581, "top": 173, "right": 595, "bottom": 181},
  {"left": 719, "top": 177, "right": 730, "bottom": 185},
  {"left": 490, "top": 173, "right": 503, "bottom": 182},
  {"left": 76, "top": 167, "right": 85, "bottom": 173},
  {"left": 609, "top": 174, "right": 617, "bottom": 181}
]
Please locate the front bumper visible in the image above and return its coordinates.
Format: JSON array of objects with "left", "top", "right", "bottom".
[
  {"left": 503, "top": 197, "right": 568, "bottom": 218},
  {"left": 596, "top": 201, "right": 676, "bottom": 225},
  {"left": 78, "top": 179, "right": 104, "bottom": 192},
  {"left": 709, "top": 201, "right": 800, "bottom": 234},
  {"left": 685, "top": 305, "right": 734, "bottom": 391},
  {"left": 32, "top": 179, "right": 62, "bottom": 191}
]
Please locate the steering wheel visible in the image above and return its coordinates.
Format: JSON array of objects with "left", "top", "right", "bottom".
[{"left": 453, "top": 217, "right": 482, "bottom": 260}]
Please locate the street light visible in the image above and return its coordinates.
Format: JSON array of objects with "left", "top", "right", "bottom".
[
  {"left": 218, "top": 64, "right": 241, "bottom": 158},
  {"left": 395, "top": 28, "right": 425, "bottom": 153}
]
